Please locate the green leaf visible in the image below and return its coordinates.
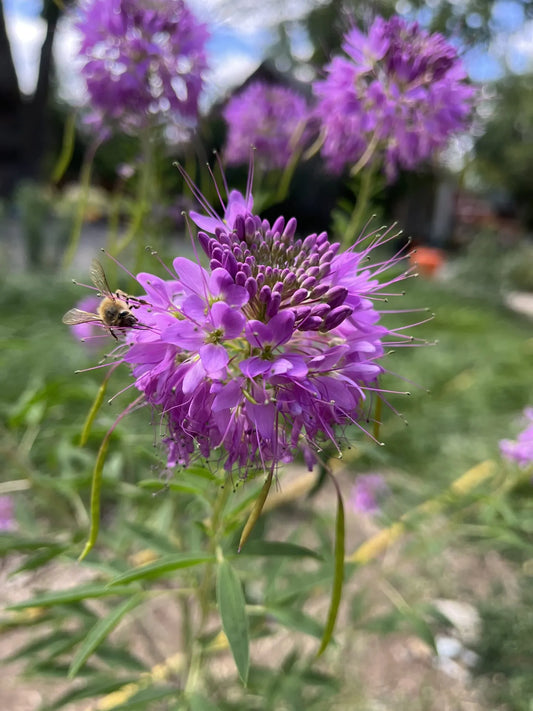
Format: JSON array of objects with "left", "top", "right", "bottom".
[
  {"left": 79, "top": 371, "right": 112, "bottom": 447},
  {"left": 38, "top": 676, "right": 138, "bottom": 711},
  {"left": 7, "top": 584, "right": 136, "bottom": 610},
  {"left": 4, "top": 629, "right": 85, "bottom": 663},
  {"left": 316, "top": 478, "right": 345, "bottom": 656},
  {"left": 238, "top": 470, "right": 274, "bottom": 552},
  {"left": 10, "top": 544, "right": 70, "bottom": 574},
  {"left": 267, "top": 571, "right": 334, "bottom": 606},
  {"left": 108, "top": 554, "right": 213, "bottom": 586},
  {"left": 263, "top": 606, "right": 323, "bottom": 639},
  {"left": 405, "top": 612, "right": 438, "bottom": 654},
  {"left": 51, "top": 111, "right": 76, "bottom": 184},
  {"left": 237, "top": 540, "right": 322, "bottom": 561},
  {"left": 0, "top": 535, "right": 61, "bottom": 555},
  {"left": 103, "top": 684, "right": 181, "bottom": 710},
  {"left": 188, "top": 692, "right": 221, "bottom": 711},
  {"left": 68, "top": 594, "right": 143, "bottom": 677},
  {"left": 78, "top": 395, "right": 143, "bottom": 561},
  {"left": 216, "top": 559, "right": 250, "bottom": 684},
  {"left": 77, "top": 428, "right": 112, "bottom": 562},
  {"left": 122, "top": 521, "right": 180, "bottom": 555},
  {"left": 138, "top": 478, "right": 208, "bottom": 498},
  {"left": 184, "top": 462, "right": 221, "bottom": 481},
  {"left": 94, "top": 644, "right": 146, "bottom": 672}
]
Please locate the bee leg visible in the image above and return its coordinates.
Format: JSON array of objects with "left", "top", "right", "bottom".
[{"left": 109, "top": 328, "right": 119, "bottom": 341}]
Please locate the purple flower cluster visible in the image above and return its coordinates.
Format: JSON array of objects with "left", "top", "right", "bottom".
[
  {"left": 500, "top": 408, "right": 533, "bottom": 467},
  {"left": 102, "top": 186, "right": 414, "bottom": 478},
  {"left": 350, "top": 474, "right": 388, "bottom": 514},
  {"left": 313, "top": 16, "right": 474, "bottom": 179},
  {"left": 223, "top": 82, "right": 310, "bottom": 170},
  {"left": 0, "top": 495, "right": 15, "bottom": 531},
  {"left": 77, "top": 0, "right": 209, "bottom": 134}
]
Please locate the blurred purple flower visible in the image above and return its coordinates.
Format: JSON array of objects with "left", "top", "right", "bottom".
[
  {"left": 0, "top": 496, "right": 15, "bottom": 531},
  {"left": 69, "top": 295, "right": 102, "bottom": 347},
  {"left": 77, "top": 0, "right": 209, "bottom": 134},
  {"left": 500, "top": 408, "right": 533, "bottom": 467},
  {"left": 223, "top": 82, "right": 310, "bottom": 170},
  {"left": 313, "top": 16, "right": 474, "bottom": 180},
  {"left": 350, "top": 474, "right": 388, "bottom": 514}
]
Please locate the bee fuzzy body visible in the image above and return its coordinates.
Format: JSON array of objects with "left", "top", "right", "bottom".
[{"left": 62, "top": 260, "right": 140, "bottom": 339}]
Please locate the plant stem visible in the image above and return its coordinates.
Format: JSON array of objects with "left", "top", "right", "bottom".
[
  {"left": 182, "top": 480, "right": 231, "bottom": 696},
  {"left": 343, "top": 163, "right": 377, "bottom": 248},
  {"left": 114, "top": 129, "right": 154, "bottom": 271},
  {"left": 62, "top": 138, "right": 100, "bottom": 269}
]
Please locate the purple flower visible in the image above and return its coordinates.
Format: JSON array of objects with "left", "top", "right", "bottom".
[
  {"left": 0, "top": 496, "right": 15, "bottom": 531},
  {"left": 76, "top": 0, "right": 209, "bottom": 134},
  {"left": 350, "top": 474, "right": 388, "bottom": 514},
  {"left": 313, "top": 16, "right": 474, "bottom": 180},
  {"left": 69, "top": 296, "right": 102, "bottom": 346},
  {"left": 500, "top": 408, "right": 533, "bottom": 467},
  {"left": 223, "top": 82, "right": 310, "bottom": 170},
  {"left": 101, "top": 177, "right": 416, "bottom": 478},
  {"left": 68, "top": 171, "right": 420, "bottom": 479}
]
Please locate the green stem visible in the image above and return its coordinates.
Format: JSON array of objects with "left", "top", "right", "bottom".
[
  {"left": 114, "top": 130, "right": 154, "bottom": 270},
  {"left": 343, "top": 164, "right": 377, "bottom": 249},
  {"left": 62, "top": 138, "right": 100, "bottom": 269},
  {"left": 182, "top": 480, "right": 231, "bottom": 696}
]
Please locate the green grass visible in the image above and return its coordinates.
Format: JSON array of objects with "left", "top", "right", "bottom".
[
  {"left": 0, "top": 270, "right": 158, "bottom": 532},
  {"left": 2, "top": 265, "right": 533, "bottom": 711},
  {"left": 2, "top": 269, "right": 532, "bottom": 505},
  {"left": 350, "top": 276, "right": 533, "bottom": 500}
]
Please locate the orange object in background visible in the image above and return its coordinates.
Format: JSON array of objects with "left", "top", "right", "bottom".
[{"left": 409, "top": 246, "right": 445, "bottom": 278}]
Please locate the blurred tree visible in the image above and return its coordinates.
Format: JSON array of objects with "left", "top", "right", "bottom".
[
  {"left": 474, "top": 74, "right": 533, "bottom": 227},
  {"left": 0, "top": 0, "right": 70, "bottom": 196}
]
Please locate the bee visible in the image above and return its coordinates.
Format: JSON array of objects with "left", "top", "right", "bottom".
[{"left": 62, "top": 259, "right": 139, "bottom": 339}]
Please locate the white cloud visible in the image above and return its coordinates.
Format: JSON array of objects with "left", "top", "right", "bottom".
[{"left": 203, "top": 53, "right": 260, "bottom": 107}]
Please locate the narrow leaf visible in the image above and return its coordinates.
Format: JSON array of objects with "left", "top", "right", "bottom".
[
  {"left": 4, "top": 630, "right": 85, "bottom": 663},
  {"left": 79, "top": 395, "right": 143, "bottom": 561},
  {"left": 238, "top": 469, "right": 274, "bottom": 552},
  {"left": 0, "top": 535, "right": 61, "bottom": 555},
  {"left": 317, "top": 476, "right": 345, "bottom": 656},
  {"left": 264, "top": 606, "right": 323, "bottom": 639},
  {"left": 68, "top": 594, "right": 142, "bottom": 677},
  {"left": 122, "top": 521, "right": 180, "bottom": 555},
  {"left": 237, "top": 540, "right": 322, "bottom": 561},
  {"left": 138, "top": 479, "right": 206, "bottom": 495},
  {"left": 188, "top": 692, "right": 221, "bottom": 711},
  {"left": 10, "top": 545, "right": 69, "bottom": 574},
  {"left": 7, "top": 584, "right": 136, "bottom": 610},
  {"left": 216, "top": 559, "right": 249, "bottom": 684},
  {"left": 78, "top": 430, "right": 111, "bottom": 562},
  {"left": 95, "top": 644, "right": 145, "bottom": 672},
  {"left": 108, "top": 554, "right": 213, "bottom": 586},
  {"left": 38, "top": 676, "right": 138, "bottom": 711},
  {"left": 51, "top": 111, "right": 76, "bottom": 184},
  {"left": 103, "top": 684, "right": 181, "bottom": 710},
  {"left": 79, "top": 370, "right": 113, "bottom": 447}
]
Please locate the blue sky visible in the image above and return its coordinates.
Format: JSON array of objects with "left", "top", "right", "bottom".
[{"left": 4, "top": 0, "right": 533, "bottom": 96}]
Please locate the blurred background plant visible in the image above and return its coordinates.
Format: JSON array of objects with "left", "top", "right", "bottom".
[{"left": 1, "top": 0, "right": 533, "bottom": 709}]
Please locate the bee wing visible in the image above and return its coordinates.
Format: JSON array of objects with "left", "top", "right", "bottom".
[
  {"left": 90, "top": 259, "right": 113, "bottom": 297},
  {"left": 62, "top": 308, "right": 102, "bottom": 325}
]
